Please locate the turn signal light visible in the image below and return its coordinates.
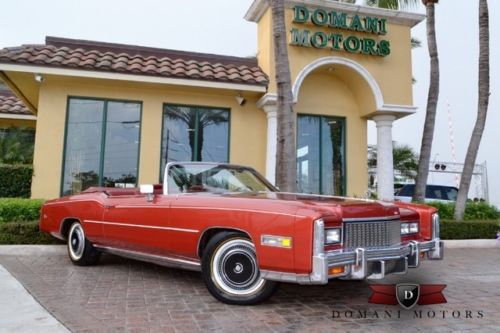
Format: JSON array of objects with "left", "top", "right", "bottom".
[
  {"left": 261, "top": 235, "right": 293, "bottom": 248},
  {"left": 329, "top": 266, "right": 345, "bottom": 275}
]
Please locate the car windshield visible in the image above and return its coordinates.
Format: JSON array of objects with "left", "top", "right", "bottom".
[
  {"left": 166, "top": 163, "right": 276, "bottom": 194},
  {"left": 396, "top": 185, "right": 458, "bottom": 201}
]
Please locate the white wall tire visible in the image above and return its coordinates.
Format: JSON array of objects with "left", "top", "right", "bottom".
[
  {"left": 67, "top": 221, "right": 100, "bottom": 266},
  {"left": 202, "top": 232, "right": 278, "bottom": 305}
]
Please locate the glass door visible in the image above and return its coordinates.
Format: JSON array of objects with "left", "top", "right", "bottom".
[{"left": 297, "top": 115, "right": 345, "bottom": 195}]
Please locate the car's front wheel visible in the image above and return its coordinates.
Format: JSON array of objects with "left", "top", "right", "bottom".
[
  {"left": 67, "top": 221, "right": 100, "bottom": 266},
  {"left": 202, "top": 232, "right": 278, "bottom": 305}
]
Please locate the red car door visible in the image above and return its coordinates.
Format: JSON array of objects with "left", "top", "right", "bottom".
[{"left": 100, "top": 192, "right": 173, "bottom": 256}]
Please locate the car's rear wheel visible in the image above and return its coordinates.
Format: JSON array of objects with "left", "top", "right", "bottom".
[
  {"left": 67, "top": 221, "right": 100, "bottom": 266},
  {"left": 202, "top": 232, "right": 278, "bottom": 305}
]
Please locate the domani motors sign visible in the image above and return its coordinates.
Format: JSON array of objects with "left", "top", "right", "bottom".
[{"left": 290, "top": 5, "right": 391, "bottom": 57}]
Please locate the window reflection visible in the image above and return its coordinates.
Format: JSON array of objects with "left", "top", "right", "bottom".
[
  {"left": 297, "top": 115, "right": 345, "bottom": 196},
  {"left": 103, "top": 102, "right": 141, "bottom": 188},
  {"left": 62, "top": 98, "right": 141, "bottom": 195},
  {"left": 161, "top": 105, "right": 229, "bottom": 180}
]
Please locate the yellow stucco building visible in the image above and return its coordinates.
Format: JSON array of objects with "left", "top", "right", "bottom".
[{"left": 0, "top": 0, "right": 423, "bottom": 200}]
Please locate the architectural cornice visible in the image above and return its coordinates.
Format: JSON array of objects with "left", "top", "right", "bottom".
[{"left": 245, "top": 0, "right": 425, "bottom": 27}]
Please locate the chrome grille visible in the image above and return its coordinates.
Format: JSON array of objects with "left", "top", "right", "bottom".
[{"left": 343, "top": 218, "right": 401, "bottom": 249}]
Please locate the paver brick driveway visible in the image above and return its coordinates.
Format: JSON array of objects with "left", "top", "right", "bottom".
[{"left": 0, "top": 246, "right": 499, "bottom": 333}]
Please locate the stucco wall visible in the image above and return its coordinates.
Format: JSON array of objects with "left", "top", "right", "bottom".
[
  {"left": 31, "top": 77, "right": 267, "bottom": 199},
  {"left": 261, "top": 6, "right": 414, "bottom": 111},
  {"left": 295, "top": 72, "right": 368, "bottom": 197}
]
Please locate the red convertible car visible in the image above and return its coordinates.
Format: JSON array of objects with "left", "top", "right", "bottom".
[{"left": 40, "top": 162, "right": 443, "bottom": 305}]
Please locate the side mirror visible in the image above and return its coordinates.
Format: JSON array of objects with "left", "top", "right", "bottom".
[{"left": 140, "top": 184, "right": 154, "bottom": 202}]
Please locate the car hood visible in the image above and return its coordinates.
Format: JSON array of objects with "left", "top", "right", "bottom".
[{"left": 220, "top": 191, "right": 400, "bottom": 220}]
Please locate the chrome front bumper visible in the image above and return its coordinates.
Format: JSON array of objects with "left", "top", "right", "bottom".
[{"left": 261, "top": 217, "right": 444, "bottom": 285}]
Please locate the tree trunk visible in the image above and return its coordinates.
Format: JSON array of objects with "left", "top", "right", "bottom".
[
  {"left": 271, "top": 0, "right": 297, "bottom": 192},
  {"left": 454, "top": 0, "right": 490, "bottom": 220},
  {"left": 413, "top": 2, "right": 439, "bottom": 202}
]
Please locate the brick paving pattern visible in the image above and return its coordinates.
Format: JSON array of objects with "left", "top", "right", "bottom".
[{"left": 0, "top": 247, "right": 499, "bottom": 332}]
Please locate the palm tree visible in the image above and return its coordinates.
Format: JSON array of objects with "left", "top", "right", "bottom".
[
  {"left": 454, "top": 0, "right": 490, "bottom": 220},
  {"left": 368, "top": 143, "right": 419, "bottom": 180},
  {"left": 364, "top": 0, "right": 436, "bottom": 202},
  {"left": 164, "top": 106, "right": 228, "bottom": 161},
  {"left": 413, "top": 0, "right": 440, "bottom": 202},
  {"left": 363, "top": 0, "right": 417, "bottom": 10},
  {"left": 0, "top": 127, "right": 35, "bottom": 164},
  {"left": 271, "top": 0, "right": 297, "bottom": 192}
]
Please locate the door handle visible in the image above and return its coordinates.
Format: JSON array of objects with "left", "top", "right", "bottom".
[{"left": 104, "top": 205, "right": 115, "bottom": 209}]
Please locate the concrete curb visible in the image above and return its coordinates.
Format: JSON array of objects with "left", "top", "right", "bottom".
[
  {"left": 0, "top": 245, "right": 66, "bottom": 255},
  {"left": 0, "top": 264, "right": 69, "bottom": 333},
  {"left": 444, "top": 239, "right": 500, "bottom": 248}
]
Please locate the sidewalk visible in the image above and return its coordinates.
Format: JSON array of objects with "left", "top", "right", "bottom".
[{"left": 0, "top": 264, "right": 69, "bottom": 333}]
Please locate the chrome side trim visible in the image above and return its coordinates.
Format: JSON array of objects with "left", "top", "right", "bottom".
[
  {"left": 428, "top": 214, "right": 443, "bottom": 260},
  {"left": 432, "top": 213, "right": 440, "bottom": 239},
  {"left": 95, "top": 245, "right": 201, "bottom": 272},
  {"left": 260, "top": 270, "right": 311, "bottom": 284},
  {"left": 310, "top": 218, "right": 328, "bottom": 284},
  {"left": 84, "top": 220, "right": 199, "bottom": 233},
  {"left": 114, "top": 206, "right": 168, "bottom": 209}
]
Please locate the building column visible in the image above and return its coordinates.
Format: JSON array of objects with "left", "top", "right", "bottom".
[
  {"left": 257, "top": 94, "right": 278, "bottom": 185},
  {"left": 372, "top": 115, "right": 396, "bottom": 201}
]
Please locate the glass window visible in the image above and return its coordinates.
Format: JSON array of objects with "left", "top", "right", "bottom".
[
  {"left": 62, "top": 98, "right": 141, "bottom": 195},
  {"left": 166, "top": 163, "right": 274, "bottom": 194},
  {"left": 161, "top": 104, "right": 229, "bottom": 179},
  {"left": 103, "top": 102, "right": 141, "bottom": 188},
  {"left": 297, "top": 115, "right": 345, "bottom": 196}
]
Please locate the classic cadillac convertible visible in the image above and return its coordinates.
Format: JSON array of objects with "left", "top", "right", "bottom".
[{"left": 40, "top": 162, "right": 443, "bottom": 305}]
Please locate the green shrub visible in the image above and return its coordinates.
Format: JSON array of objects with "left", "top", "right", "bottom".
[
  {"left": 441, "top": 220, "right": 500, "bottom": 240},
  {"left": 0, "top": 164, "right": 33, "bottom": 198},
  {"left": 426, "top": 201, "right": 500, "bottom": 220},
  {"left": 0, "top": 198, "right": 44, "bottom": 222},
  {"left": 0, "top": 221, "right": 63, "bottom": 244}
]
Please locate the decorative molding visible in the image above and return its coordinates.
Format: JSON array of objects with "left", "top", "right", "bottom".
[
  {"left": 292, "top": 57, "right": 417, "bottom": 119},
  {"left": 372, "top": 114, "right": 396, "bottom": 124},
  {"left": 378, "top": 104, "right": 417, "bottom": 114},
  {"left": 0, "top": 64, "right": 267, "bottom": 93},
  {"left": 257, "top": 93, "right": 278, "bottom": 108},
  {"left": 0, "top": 113, "right": 37, "bottom": 121},
  {"left": 245, "top": 0, "right": 425, "bottom": 27},
  {"left": 292, "top": 56, "right": 384, "bottom": 106}
]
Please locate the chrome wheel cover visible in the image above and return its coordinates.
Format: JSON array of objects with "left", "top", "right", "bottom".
[
  {"left": 211, "top": 238, "right": 265, "bottom": 296},
  {"left": 68, "top": 223, "right": 85, "bottom": 260}
]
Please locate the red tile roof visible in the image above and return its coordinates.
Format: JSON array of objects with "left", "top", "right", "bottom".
[
  {"left": 0, "top": 37, "right": 269, "bottom": 86},
  {"left": 0, "top": 91, "right": 32, "bottom": 116}
]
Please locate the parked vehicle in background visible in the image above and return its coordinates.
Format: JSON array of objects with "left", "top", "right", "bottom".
[
  {"left": 395, "top": 184, "right": 459, "bottom": 203},
  {"left": 40, "top": 162, "right": 443, "bottom": 305}
]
